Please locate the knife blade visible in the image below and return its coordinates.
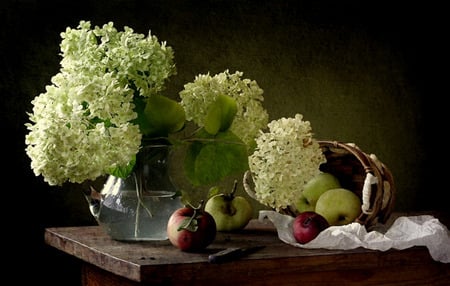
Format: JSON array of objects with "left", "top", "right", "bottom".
[{"left": 208, "top": 245, "right": 265, "bottom": 264}]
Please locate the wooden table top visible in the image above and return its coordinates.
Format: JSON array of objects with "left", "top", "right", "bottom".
[{"left": 44, "top": 213, "right": 450, "bottom": 285}]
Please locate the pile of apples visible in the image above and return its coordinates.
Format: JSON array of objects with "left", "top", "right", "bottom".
[
  {"left": 166, "top": 172, "right": 363, "bottom": 250},
  {"left": 292, "top": 172, "right": 362, "bottom": 244},
  {"left": 167, "top": 181, "right": 253, "bottom": 252}
]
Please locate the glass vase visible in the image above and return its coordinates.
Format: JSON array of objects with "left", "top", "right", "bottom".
[{"left": 88, "top": 143, "right": 182, "bottom": 241}]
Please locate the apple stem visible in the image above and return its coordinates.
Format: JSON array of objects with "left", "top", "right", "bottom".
[
  {"left": 178, "top": 200, "right": 204, "bottom": 232},
  {"left": 187, "top": 200, "right": 204, "bottom": 210},
  {"left": 304, "top": 217, "right": 312, "bottom": 226},
  {"left": 230, "top": 180, "right": 238, "bottom": 197},
  {"left": 189, "top": 200, "right": 204, "bottom": 222}
]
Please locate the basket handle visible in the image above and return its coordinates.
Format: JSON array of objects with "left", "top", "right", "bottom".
[
  {"left": 243, "top": 170, "right": 258, "bottom": 200},
  {"left": 318, "top": 141, "right": 378, "bottom": 216},
  {"left": 362, "top": 173, "right": 377, "bottom": 215}
]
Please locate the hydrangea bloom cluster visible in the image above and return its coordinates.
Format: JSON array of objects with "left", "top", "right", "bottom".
[
  {"left": 25, "top": 21, "right": 176, "bottom": 186},
  {"left": 179, "top": 70, "right": 269, "bottom": 147},
  {"left": 248, "top": 114, "right": 326, "bottom": 211},
  {"left": 59, "top": 21, "right": 175, "bottom": 97}
]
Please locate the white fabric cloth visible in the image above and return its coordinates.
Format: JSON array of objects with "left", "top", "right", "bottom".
[{"left": 259, "top": 210, "right": 450, "bottom": 263}]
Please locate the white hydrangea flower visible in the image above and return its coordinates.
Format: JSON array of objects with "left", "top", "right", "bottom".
[
  {"left": 179, "top": 70, "right": 269, "bottom": 147},
  {"left": 248, "top": 114, "right": 326, "bottom": 211},
  {"left": 59, "top": 21, "right": 175, "bottom": 98},
  {"left": 25, "top": 21, "right": 175, "bottom": 186}
]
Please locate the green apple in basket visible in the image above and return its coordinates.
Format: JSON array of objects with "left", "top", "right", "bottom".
[
  {"left": 296, "top": 172, "right": 341, "bottom": 213},
  {"left": 315, "top": 188, "right": 362, "bottom": 226}
]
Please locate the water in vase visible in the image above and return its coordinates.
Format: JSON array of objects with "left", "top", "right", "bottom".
[{"left": 98, "top": 189, "right": 182, "bottom": 241}]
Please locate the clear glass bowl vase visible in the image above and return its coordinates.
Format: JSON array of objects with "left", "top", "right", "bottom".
[{"left": 87, "top": 143, "right": 182, "bottom": 241}]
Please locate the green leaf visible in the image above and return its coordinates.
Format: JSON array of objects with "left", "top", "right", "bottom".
[
  {"left": 143, "top": 94, "right": 186, "bottom": 137},
  {"left": 108, "top": 155, "right": 136, "bottom": 178},
  {"left": 204, "top": 94, "right": 237, "bottom": 135},
  {"left": 131, "top": 96, "right": 151, "bottom": 134},
  {"left": 177, "top": 216, "right": 199, "bottom": 232},
  {"left": 207, "top": 186, "right": 221, "bottom": 199},
  {"left": 203, "top": 100, "right": 222, "bottom": 135},
  {"left": 184, "top": 130, "right": 249, "bottom": 186},
  {"left": 133, "top": 95, "right": 186, "bottom": 137}
]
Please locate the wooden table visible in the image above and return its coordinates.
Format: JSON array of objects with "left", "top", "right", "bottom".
[{"left": 45, "top": 215, "right": 450, "bottom": 286}]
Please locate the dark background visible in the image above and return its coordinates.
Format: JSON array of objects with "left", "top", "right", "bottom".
[{"left": 1, "top": 1, "right": 445, "bottom": 284}]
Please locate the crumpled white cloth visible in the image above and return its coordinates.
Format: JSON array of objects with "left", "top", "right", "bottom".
[{"left": 259, "top": 210, "right": 450, "bottom": 263}]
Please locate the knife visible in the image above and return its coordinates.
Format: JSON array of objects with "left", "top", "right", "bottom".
[{"left": 208, "top": 245, "right": 265, "bottom": 264}]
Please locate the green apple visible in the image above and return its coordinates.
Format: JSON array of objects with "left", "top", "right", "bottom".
[
  {"left": 296, "top": 172, "right": 341, "bottom": 213},
  {"left": 315, "top": 188, "right": 362, "bottom": 226},
  {"left": 204, "top": 94, "right": 238, "bottom": 135},
  {"left": 204, "top": 181, "right": 253, "bottom": 232}
]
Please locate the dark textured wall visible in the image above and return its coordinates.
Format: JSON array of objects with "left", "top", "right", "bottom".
[{"left": 1, "top": 1, "right": 444, "bottom": 285}]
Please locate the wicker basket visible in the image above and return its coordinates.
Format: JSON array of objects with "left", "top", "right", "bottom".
[{"left": 244, "top": 140, "right": 395, "bottom": 229}]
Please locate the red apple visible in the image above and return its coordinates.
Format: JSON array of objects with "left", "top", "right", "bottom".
[
  {"left": 167, "top": 204, "right": 217, "bottom": 252},
  {"left": 292, "top": 211, "right": 329, "bottom": 244}
]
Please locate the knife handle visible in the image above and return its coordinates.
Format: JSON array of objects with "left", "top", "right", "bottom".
[{"left": 208, "top": 247, "right": 243, "bottom": 264}]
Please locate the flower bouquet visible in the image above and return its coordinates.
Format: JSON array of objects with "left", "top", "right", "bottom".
[{"left": 25, "top": 20, "right": 270, "bottom": 190}]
